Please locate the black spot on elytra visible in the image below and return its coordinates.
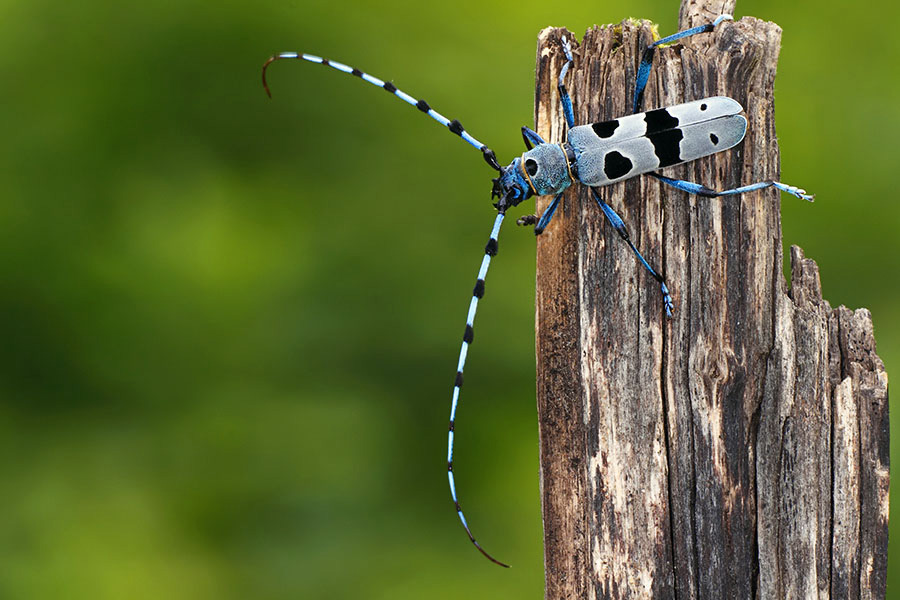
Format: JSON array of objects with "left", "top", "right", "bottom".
[
  {"left": 700, "top": 103, "right": 708, "bottom": 111},
  {"left": 604, "top": 151, "right": 633, "bottom": 180},
  {"left": 592, "top": 119, "right": 619, "bottom": 138},
  {"left": 525, "top": 158, "right": 538, "bottom": 176},
  {"left": 644, "top": 108, "right": 679, "bottom": 134},
  {"left": 710, "top": 133, "right": 719, "bottom": 145},
  {"left": 648, "top": 129, "right": 684, "bottom": 168}
]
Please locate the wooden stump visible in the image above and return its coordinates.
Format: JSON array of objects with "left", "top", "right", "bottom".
[{"left": 533, "top": 3, "right": 889, "bottom": 599}]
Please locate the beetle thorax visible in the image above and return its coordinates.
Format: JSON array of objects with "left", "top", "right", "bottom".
[{"left": 520, "top": 143, "right": 574, "bottom": 197}]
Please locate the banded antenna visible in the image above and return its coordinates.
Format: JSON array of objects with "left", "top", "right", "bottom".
[
  {"left": 262, "top": 53, "right": 503, "bottom": 171},
  {"left": 447, "top": 211, "right": 509, "bottom": 568},
  {"left": 262, "top": 53, "right": 509, "bottom": 566}
]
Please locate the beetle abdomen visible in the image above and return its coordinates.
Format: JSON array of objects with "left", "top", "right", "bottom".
[{"left": 568, "top": 97, "right": 746, "bottom": 187}]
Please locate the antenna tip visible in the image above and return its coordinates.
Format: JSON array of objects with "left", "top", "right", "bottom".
[{"left": 262, "top": 56, "right": 277, "bottom": 98}]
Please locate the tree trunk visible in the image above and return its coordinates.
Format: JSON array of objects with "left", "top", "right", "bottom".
[{"left": 533, "top": 2, "right": 889, "bottom": 599}]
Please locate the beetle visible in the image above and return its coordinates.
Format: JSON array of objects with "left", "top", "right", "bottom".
[{"left": 262, "top": 12, "right": 812, "bottom": 568}]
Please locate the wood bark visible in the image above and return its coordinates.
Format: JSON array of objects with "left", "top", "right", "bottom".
[{"left": 533, "top": 2, "right": 889, "bottom": 598}]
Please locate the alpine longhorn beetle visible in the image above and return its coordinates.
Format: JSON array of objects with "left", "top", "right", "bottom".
[{"left": 262, "top": 13, "right": 813, "bottom": 568}]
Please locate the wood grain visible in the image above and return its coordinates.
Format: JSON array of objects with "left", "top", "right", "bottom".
[{"left": 533, "top": 6, "right": 888, "bottom": 599}]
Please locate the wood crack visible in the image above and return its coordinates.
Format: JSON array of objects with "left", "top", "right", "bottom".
[{"left": 533, "top": 4, "right": 887, "bottom": 599}]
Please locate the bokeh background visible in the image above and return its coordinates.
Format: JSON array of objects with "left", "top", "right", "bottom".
[{"left": 1, "top": 0, "right": 896, "bottom": 597}]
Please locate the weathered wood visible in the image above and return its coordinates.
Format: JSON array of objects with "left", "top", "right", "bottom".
[
  {"left": 533, "top": 3, "right": 888, "bottom": 599},
  {"left": 678, "top": 0, "right": 736, "bottom": 30}
]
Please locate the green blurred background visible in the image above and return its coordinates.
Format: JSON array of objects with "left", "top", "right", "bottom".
[{"left": 0, "top": 0, "right": 895, "bottom": 597}]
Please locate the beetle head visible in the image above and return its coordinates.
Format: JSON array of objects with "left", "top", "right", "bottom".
[{"left": 491, "top": 158, "right": 533, "bottom": 213}]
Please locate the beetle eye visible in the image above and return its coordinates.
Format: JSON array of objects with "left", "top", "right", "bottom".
[{"left": 525, "top": 158, "right": 538, "bottom": 176}]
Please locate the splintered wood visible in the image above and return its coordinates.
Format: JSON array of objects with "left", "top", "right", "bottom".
[{"left": 533, "top": 13, "right": 888, "bottom": 600}]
